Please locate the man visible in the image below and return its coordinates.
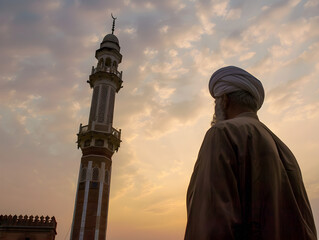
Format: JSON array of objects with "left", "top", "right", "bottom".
[{"left": 185, "top": 66, "right": 317, "bottom": 240}]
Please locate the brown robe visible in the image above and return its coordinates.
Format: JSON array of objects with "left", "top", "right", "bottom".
[{"left": 185, "top": 112, "right": 317, "bottom": 240}]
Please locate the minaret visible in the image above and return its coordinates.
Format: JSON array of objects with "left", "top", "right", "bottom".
[{"left": 70, "top": 16, "right": 122, "bottom": 240}]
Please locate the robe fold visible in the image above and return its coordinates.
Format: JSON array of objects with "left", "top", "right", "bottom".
[{"left": 185, "top": 112, "right": 317, "bottom": 240}]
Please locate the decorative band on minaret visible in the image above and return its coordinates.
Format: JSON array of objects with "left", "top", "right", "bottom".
[{"left": 71, "top": 16, "right": 122, "bottom": 240}]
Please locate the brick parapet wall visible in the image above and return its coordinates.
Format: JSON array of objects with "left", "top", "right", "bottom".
[{"left": 0, "top": 215, "right": 56, "bottom": 232}]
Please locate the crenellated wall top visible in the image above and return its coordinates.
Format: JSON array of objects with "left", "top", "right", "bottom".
[{"left": 0, "top": 215, "right": 57, "bottom": 228}]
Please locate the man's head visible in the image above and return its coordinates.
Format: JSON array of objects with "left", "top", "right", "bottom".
[{"left": 209, "top": 66, "right": 264, "bottom": 125}]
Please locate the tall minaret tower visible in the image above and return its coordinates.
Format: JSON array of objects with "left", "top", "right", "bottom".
[{"left": 71, "top": 16, "right": 122, "bottom": 240}]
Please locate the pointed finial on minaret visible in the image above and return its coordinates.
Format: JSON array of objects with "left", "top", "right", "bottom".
[{"left": 111, "top": 13, "right": 117, "bottom": 35}]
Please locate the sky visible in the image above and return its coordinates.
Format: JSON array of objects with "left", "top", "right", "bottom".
[{"left": 0, "top": 0, "right": 319, "bottom": 239}]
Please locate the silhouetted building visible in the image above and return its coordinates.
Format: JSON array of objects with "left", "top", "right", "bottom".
[
  {"left": 70, "top": 17, "right": 123, "bottom": 240},
  {"left": 0, "top": 215, "right": 57, "bottom": 240}
]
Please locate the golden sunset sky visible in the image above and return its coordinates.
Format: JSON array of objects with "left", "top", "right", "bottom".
[{"left": 0, "top": 0, "right": 318, "bottom": 239}]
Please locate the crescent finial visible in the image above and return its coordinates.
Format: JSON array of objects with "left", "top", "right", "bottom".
[{"left": 111, "top": 13, "right": 117, "bottom": 34}]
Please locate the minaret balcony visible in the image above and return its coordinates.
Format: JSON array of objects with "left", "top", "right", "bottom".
[
  {"left": 87, "top": 66, "right": 123, "bottom": 92},
  {"left": 78, "top": 124, "right": 121, "bottom": 139},
  {"left": 77, "top": 123, "right": 121, "bottom": 150},
  {"left": 91, "top": 66, "right": 122, "bottom": 78}
]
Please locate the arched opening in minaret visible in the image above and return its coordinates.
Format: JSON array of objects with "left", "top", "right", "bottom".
[
  {"left": 105, "top": 57, "right": 112, "bottom": 67},
  {"left": 98, "top": 58, "right": 104, "bottom": 68},
  {"left": 95, "top": 139, "right": 104, "bottom": 147},
  {"left": 92, "top": 167, "right": 100, "bottom": 181},
  {"left": 84, "top": 139, "right": 91, "bottom": 147},
  {"left": 113, "top": 61, "right": 118, "bottom": 69}
]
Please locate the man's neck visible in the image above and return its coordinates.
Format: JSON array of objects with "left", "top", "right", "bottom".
[{"left": 226, "top": 106, "right": 255, "bottom": 120}]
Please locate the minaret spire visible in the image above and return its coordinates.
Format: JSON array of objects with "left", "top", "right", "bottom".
[{"left": 111, "top": 13, "right": 117, "bottom": 34}]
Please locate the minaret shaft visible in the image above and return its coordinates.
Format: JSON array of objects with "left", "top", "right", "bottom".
[
  {"left": 71, "top": 155, "right": 111, "bottom": 240},
  {"left": 88, "top": 84, "right": 116, "bottom": 129},
  {"left": 71, "top": 31, "right": 122, "bottom": 240}
]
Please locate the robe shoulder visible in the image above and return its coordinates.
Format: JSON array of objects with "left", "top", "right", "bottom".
[{"left": 185, "top": 114, "right": 317, "bottom": 240}]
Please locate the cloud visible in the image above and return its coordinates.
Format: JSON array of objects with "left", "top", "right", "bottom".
[
  {"left": 116, "top": 82, "right": 208, "bottom": 140},
  {"left": 163, "top": 23, "right": 205, "bottom": 49},
  {"left": 149, "top": 55, "right": 188, "bottom": 78},
  {"left": 196, "top": 0, "right": 229, "bottom": 18},
  {"left": 220, "top": 35, "right": 247, "bottom": 58},
  {"left": 265, "top": 55, "right": 319, "bottom": 121},
  {"left": 242, "top": 0, "right": 302, "bottom": 43},
  {"left": 278, "top": 16, "right": 319, "bottom": 47},
  {"left": 142, "top": 93, "right": 207, "bottom": 138},
  {"left": 189, "top": 48, "right": 225, "bottom": 76},
  {"left": 143, "top": 198, "right": 184, "bottom": 215},
  {"left": 304, "top": 0, "right": 319, "bottom": 8},
  {"left": 239, "top": 51, "right": 256, "bottom": 61},
  {"left": 211, "top": 0, "right": 304, "bottom": 65},
  {"left": 226, "top": 8, "right": 242, "bottom": 19}
]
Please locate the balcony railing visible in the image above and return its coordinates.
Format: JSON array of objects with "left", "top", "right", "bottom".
[
  {"left": 78, "top": 123, "right": 121, "bottom": 140},
  {"left": 111, "top": 127, "right": 121, "bottom": 139},
  {"left": 91, "top": 66, "right": 122, "bottom": 78},
  {"left": 79, "top": 124, "right": 89, "bottom": 134}
]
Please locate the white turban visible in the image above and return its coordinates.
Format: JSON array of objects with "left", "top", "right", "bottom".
[{"left": 209, "top": 66, "right": 265, "bottom": 110}]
